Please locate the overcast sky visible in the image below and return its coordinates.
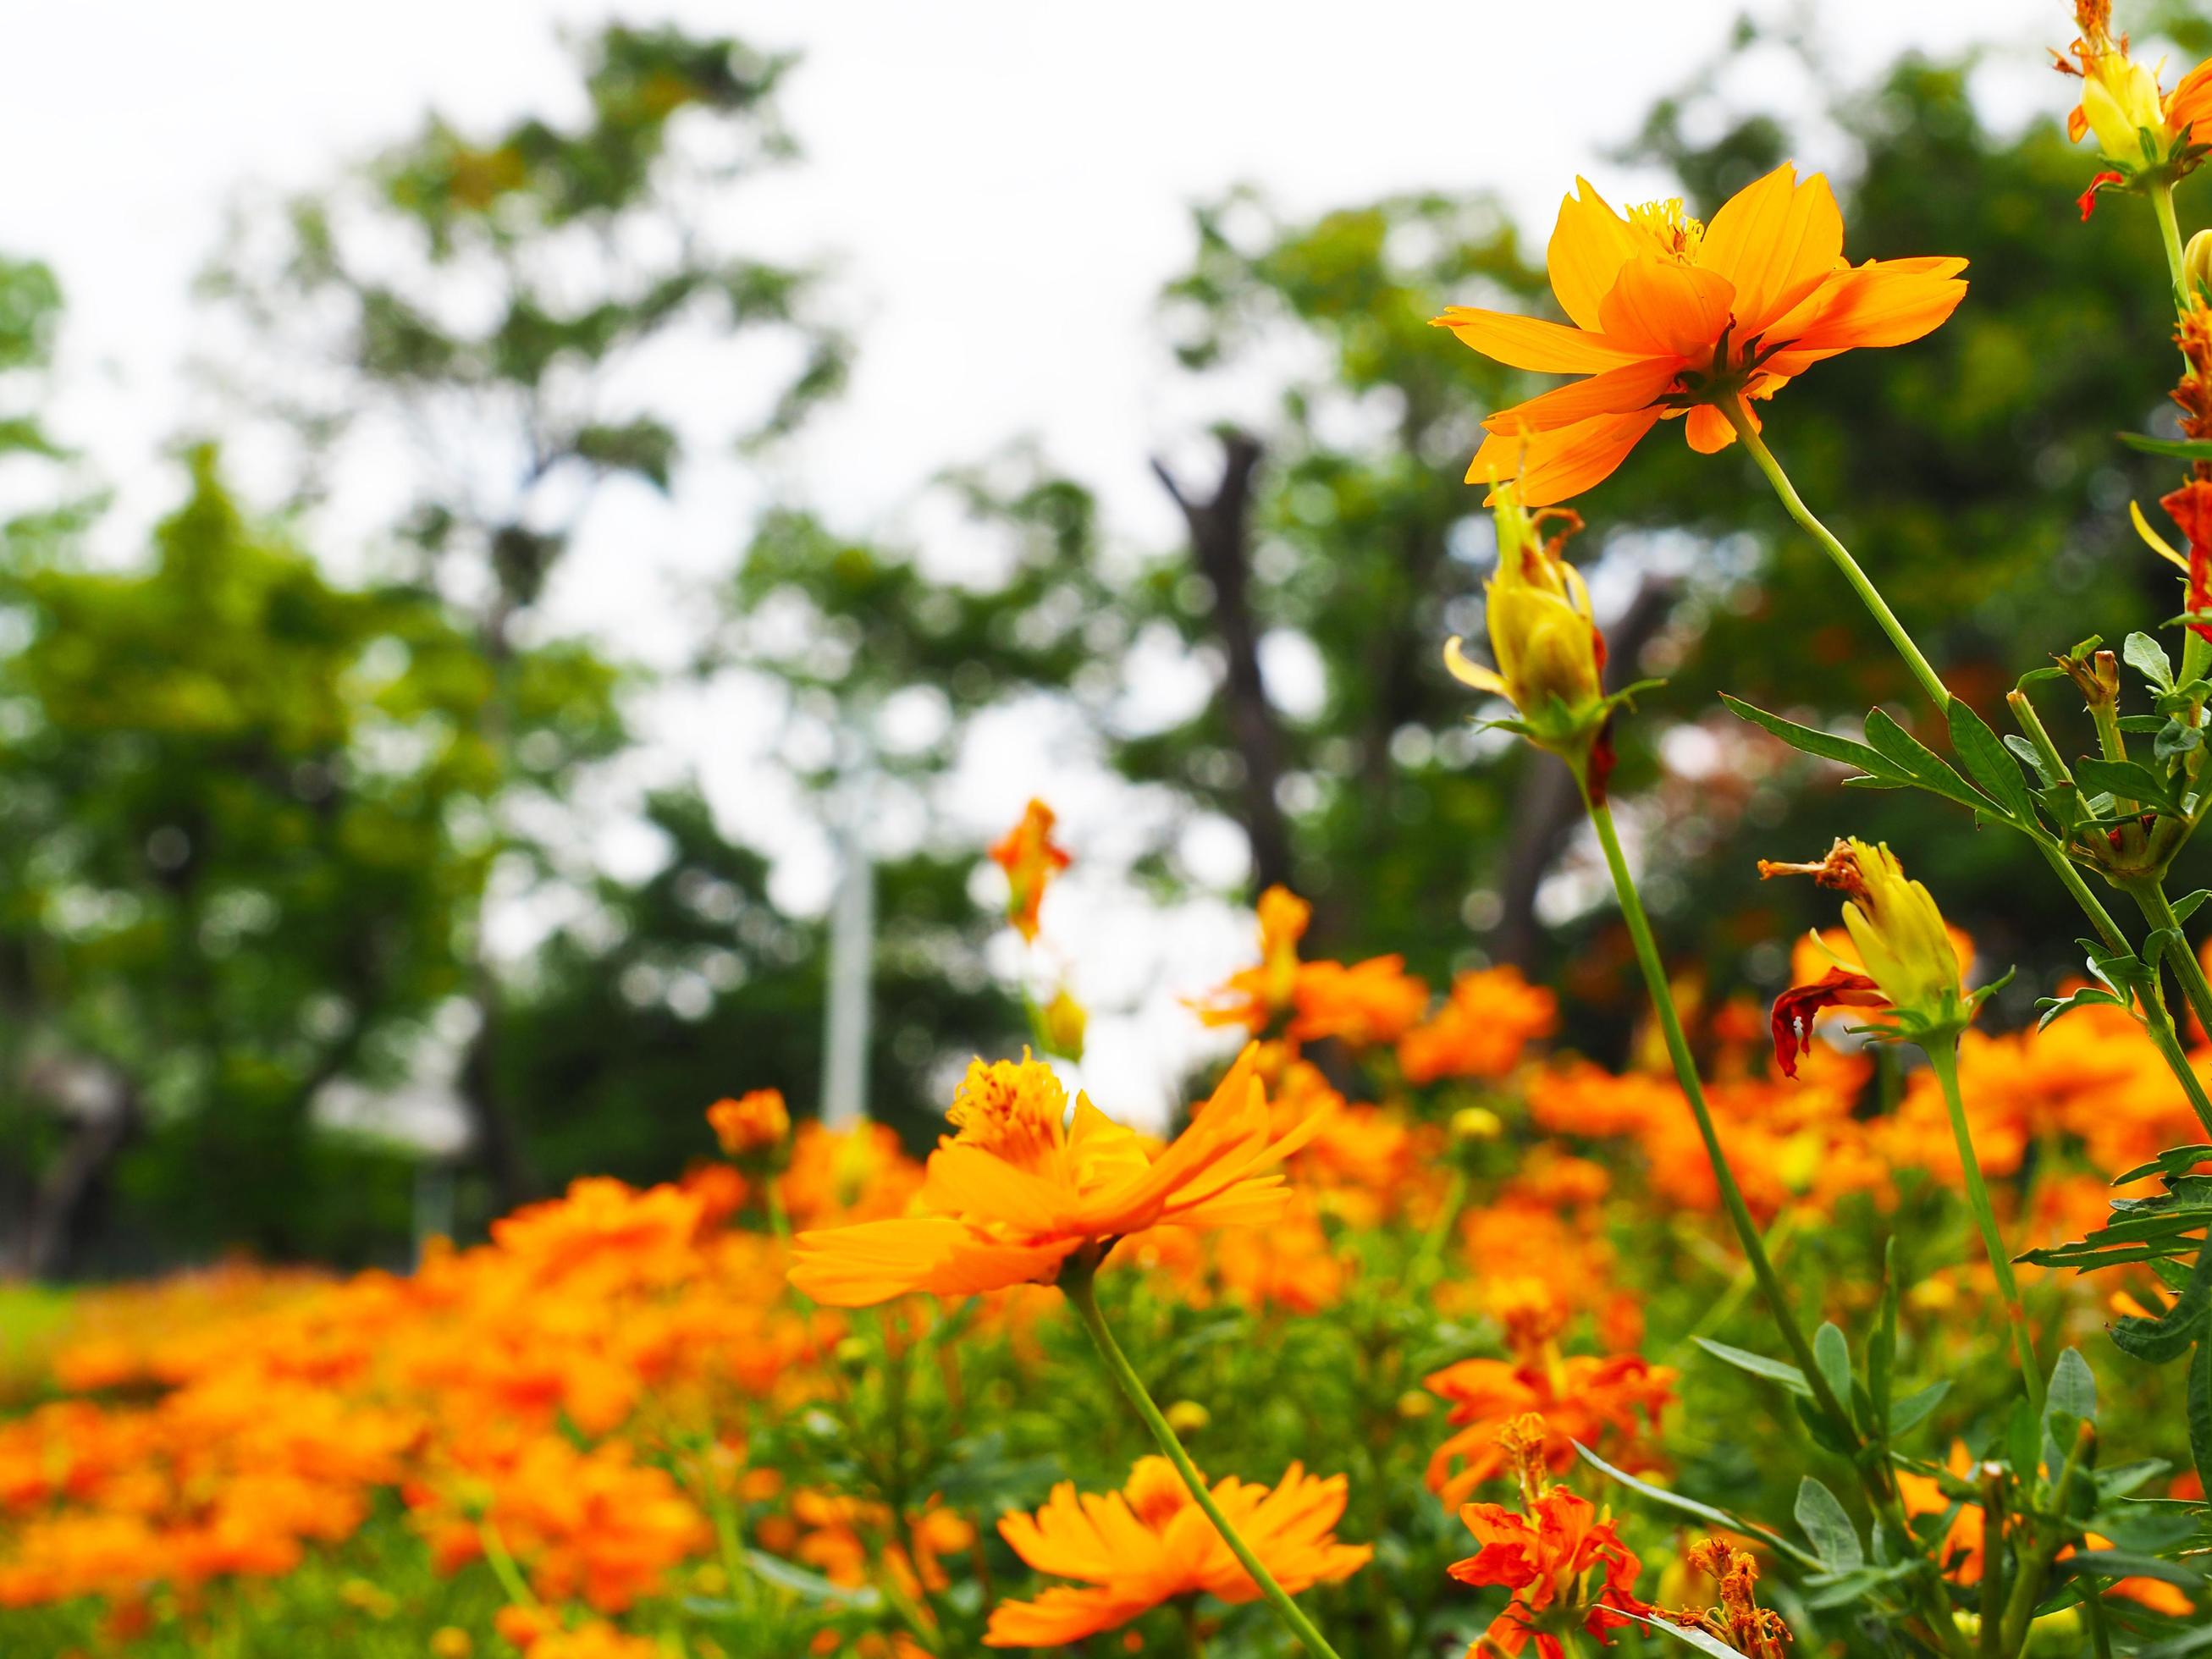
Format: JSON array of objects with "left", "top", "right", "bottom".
[{"left": 0, "top": 0, "right": 2066, "bottom": 1122}]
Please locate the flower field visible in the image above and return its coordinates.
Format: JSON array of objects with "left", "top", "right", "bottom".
[
  {"left": 0, "top": 867, "right": 2205, "bottom": 1656},
  {"left": 9, "top": 3, "right": 2212, "bottom": 1656}
]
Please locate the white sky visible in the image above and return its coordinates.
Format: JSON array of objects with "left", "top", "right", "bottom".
[{"left": 0, "top": 0, "right": 2065, "bottom": 1124}]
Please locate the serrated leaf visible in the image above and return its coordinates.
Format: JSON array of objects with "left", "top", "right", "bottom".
[
  {"left": 1862, "top": 708, "right": 2003, "bottom": 817},
  {"left": 2181, "top": 1342, "right": 2209, "bottom": 1550},
  {"left": 1947, "top": 698, "right": 2037, "bottom": 824},
  {"left": 1693, "top": 1337, "right": 1812, "bottom": 1396},
  {"left": 1888, "top": 1380, "right": 1951, "bottom": 1439},
  {"left": 2113, "top": 1145, "right": 2212, "bottom": 1184},
  {"left": 1573, "top": 1442, "right": 1822, "bottom": 1568},
  {"left": 2110, "top": 1246, "right": 2212, "bottom": 1364},
  {"left": 2126, "top": 631, "right": 2178, "bottom": 691},
  {"left": 1721, "top": 695, "right": 1899, "bottom": 779},
  {"left": 1795, "top": 1476, "right": 1864, "bottom": 1572}
]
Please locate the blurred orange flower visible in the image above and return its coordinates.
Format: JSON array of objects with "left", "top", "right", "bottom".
[{"left": 985, "top": 1456, "right": 1370, "bottom": 1646}]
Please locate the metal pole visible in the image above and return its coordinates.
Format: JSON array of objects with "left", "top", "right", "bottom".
[{"left": 819, "top": 736, "right": 874, "bottom": 1128}]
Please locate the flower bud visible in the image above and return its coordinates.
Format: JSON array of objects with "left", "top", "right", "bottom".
[
  {"left": 1444, "top": 485, "right": 1607, "bottom": 747},
  {"left": 1450, "top": 1105, "right": 1503, "bottom": 1144},
  {"left": 708, "top": 1089, "right": 790, "bottom": 1158},
  {"left": 2189, "top": 229, "right": 2212, "bottom": 299},
  {"left": 1163, "top": 1399, "right": 1211, "bottom": 1435},
  {"left": 1040, "top": 988, "right": 1088, "bottom": 1061},
  {"left": 2082, "top": 56, "right": 2165, "bottom": 164}
]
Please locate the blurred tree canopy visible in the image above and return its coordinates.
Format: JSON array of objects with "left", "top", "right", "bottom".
[{"left": 9, "top": 11, "right": 2212, "bottom": 1270}]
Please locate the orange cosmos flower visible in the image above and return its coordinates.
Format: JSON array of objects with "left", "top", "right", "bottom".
[
  {"left": 1434, "top": 163, "right": 1967, "bottom": 504},
  {"left": 990, "top": 799, "right": 1071, "bottom": 942},
  {"left": 984, "top": 1455, "right": 1370, "bottom": 1646},
  {"left": 1399, "top": 966, "right": 1559, "bottom": 1083},
  {"left": 707, "top": 1089, "right": 790, "bottom": 1158},
  {"left": 786, "top": 1045, "right": 1331, "bottom": 1307},
  {"left": 1449, "top": 1475, "right": 1648, "bottom": 1659}
]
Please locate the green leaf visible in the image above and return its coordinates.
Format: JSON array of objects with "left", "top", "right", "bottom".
[
  {"left": 2112, "top": 1145, "right": 2212, "bottom": 1184},
  {"left": 1693, "top": 1337, "right": 1812, "bottom": 1397},
  {"left": 2037, "top": 984, "right": 2129, "bottom": 1032},
  {"left": 2190, "top": 1337, "right": 2212, "bottom": 1501},
  {"left": 1573, "top": 1442, "right": 1822, "bottom": 1569},
  {"left": 1614, "top": 1611, "right": 1752, "bottom": 1659},
  {"left": 740, "top": 1549, "right": 880, "bottom": 1607},
  {"left": 2055, "top": 1549, "right": 2208, "bottom": 1590},
  {"left": 2126, "top": 631, "right": 2178, "bottom": 691},
  {"left": 2118, "top": 431, "right": 2212, "bottom": 461},
  {"left": 2172, "top": 891, "right": 2212, "bottom": 926},
  {"left": 2047, "top": 1346, "right": 2098, "bottom": 1424},
  {"left": 2157, "top": 720, "right": 2204, "bottom": 763},
  {"left": 1862, "top": 708, "right": 2005, "bottom": 817},
  {"left": 1869, "top": 1238, "right": 1899, "bottom": 1432},
  {"left": 1720, "top": 695, "right": 1897, "bottom": 779},
  {"left": 1888, "top": 1380, "right": 1951, "bottom": 1439},
  {"left": 1946, "top": 697, "right": 2037, "bottom": 824},
  {"left": 2110, "top": 1245, "right": 2212, "bottom": 1364},
  {"left": 2004, "top": 733, "right": 2061, "bottom": 786},
  {"left": 1813, "top": 1321, "right": 1855, "bottom": 1422},
  {"left": 1794, "top": 1476, "right": 1865, "bottom": 1572},
  {"left": 2074, "top": 755, "right": 2187, "bottom": 816}
]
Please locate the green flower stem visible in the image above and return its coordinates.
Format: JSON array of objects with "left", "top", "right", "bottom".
[
  {"left": 2132, "top": 876, "right": 2212, "bottom": 1037},
  {"left": 477, "top": 1517, "right": 539, "bottom": 1609},
  {"left": 1583, "top": 787, "right": 1970, "bottom": 1659},
  {"left": 1923, "top": 1040, "right": 2043, "bottom": 1416},
  {"left": 1064, "top": 1264, "right": 1347, "bottom": 1659},
  {"left": 1720, "top": 396, "right": 1950, "bottom": 711},
  {"left": 2152, "top": 181, "right": 2190, "bottom": 315},
  {"left": 1581, "top": 790, "right": 1852, "bottom": 1434}
]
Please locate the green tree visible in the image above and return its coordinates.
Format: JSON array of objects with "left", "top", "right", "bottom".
[
  {"left": 0, "top": 448, "right": 617, "bottom": 1272},
  {"left": 200, "top": 25, "right": 849, "bottom": 1205}
]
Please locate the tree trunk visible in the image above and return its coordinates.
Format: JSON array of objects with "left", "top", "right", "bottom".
[
  {"left": 11, "top": 1072, "right": 140, "bottom": 1281},
  {"left": 1154, "top": 431, "right": 1297, "bottom": 896}
]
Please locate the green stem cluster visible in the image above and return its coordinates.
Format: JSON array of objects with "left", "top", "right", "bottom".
[
  {"left": 1064, "top": 1264, "right": 1347, "bottom": 1659},
  {"left": 1579, "top": 786, "right": 1969, "bottom": 1659},
  {"left": 1923, "top": 1041, "right": 2044, "bottom": 1414}
]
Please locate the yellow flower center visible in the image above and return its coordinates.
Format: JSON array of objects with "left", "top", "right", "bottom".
[
  {"left": 1123, "top": 1457, "right": 1194, "bottom": 1529},
  {"left": 946, "top": 1055, "right": 1067, "bottom": 1170},
  {"left": 1627, "top": 198, "right": 1706, "bottom": 263}
]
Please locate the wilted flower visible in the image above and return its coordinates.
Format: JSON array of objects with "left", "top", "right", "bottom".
[{"left": 1761, "top": 839, "right": 1995, "bottom": 1076}]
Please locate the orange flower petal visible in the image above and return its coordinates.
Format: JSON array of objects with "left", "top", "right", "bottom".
[
  {"left": 1547, "top": 179, "right": 1641, "bottom": 333},
  {"left": 1683, "top": 402, "right": 1744, "bottom": 455},
  {"left": 2167, "top": 56, "right": 2212, "bottom": 141},
  {"left": 1472, "top": 409, "right": 1664, "bottom": 506},
  {"left": 1597, "top": 257, "right": 1735, "bottom": 359},
  {"left": 1480, "top": 356, "right": 1682, "bottom": 433},
  {"left": 1432, "top": 306, "right": 1643, "bottom": 373},
  {"left": 1698, "top": 163, "right": 1844, "bottom": 338}
]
